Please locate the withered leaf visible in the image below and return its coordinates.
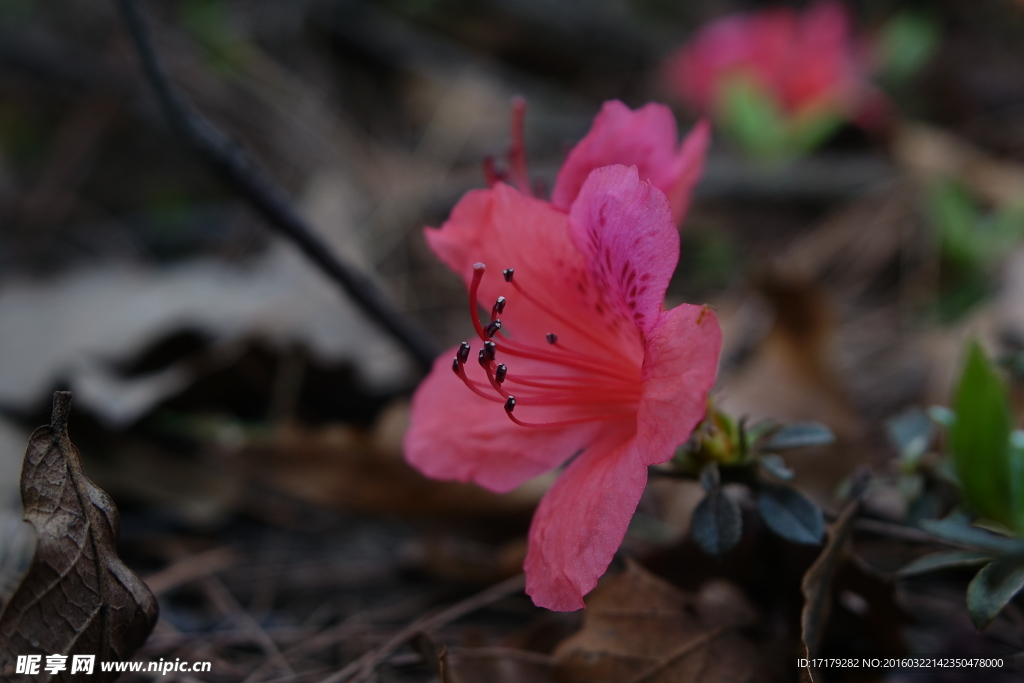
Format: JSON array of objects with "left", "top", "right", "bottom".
[
  {"left": 799, "top": 493, "right": 861, "bottom": 683},
  {"left": 0, "top": 392, "right": 158, "bottom": 682},
  {"left": 554, "top": 561, "right": 763, "bottom": 683}
]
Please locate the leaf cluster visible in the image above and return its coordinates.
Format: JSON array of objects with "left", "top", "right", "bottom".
[
  {"left": 675, "top": 415, "right": 835, "bottom": 557},
  {"left": 896, "top": 342, "right": 1024, "bottom": 629}
]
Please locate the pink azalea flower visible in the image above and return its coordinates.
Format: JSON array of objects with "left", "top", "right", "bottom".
[
  {"left": 551, "top": 101, "right": 710, "bottom": 224},
  {"left": 665, "top": 1, "right": 882, "bottom": 128},
  {"left": 403, "top": 102, "right": 721, "bottom": 611},
  {"left": 485, "top": 98, "right": 710, "bottom": 225}
]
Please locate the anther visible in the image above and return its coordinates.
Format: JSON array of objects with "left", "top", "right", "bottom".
[
  {"left": 485, "top": 320, "right": 502, "bottom": 337},
  {"left": 492, "top": 296, "right": 506, "bottom": 316},
  {"left": 504, "top": 396, "right": 517, "bottom": 412},
  {"left": 483, "top": 340, "right": 497, "bottom": 361},
  {"left": 478, "top": 349, "right": 488, "bottom": 367},
  {"left": 503, "top": 268, "right": 515, "bottom": 282},
  {"left": 546, "top": 333, "right": 558, "bottom": 344},
  {"left": 451, "top": 357, "right": 460, "bottom": 374},
  {"left": 495, "top": 364, "right": 507, "bottom": 383},
  {"left": 457, "top": 341, "right": 471, "bottom": 363}
]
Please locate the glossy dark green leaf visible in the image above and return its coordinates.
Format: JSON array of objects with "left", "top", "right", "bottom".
[
  {"left": 950, "top": 342, "right": 1014, "bottom": 526},
  {"left": 920, "top": 514, "right": 1024, "bottom": 554},
  {"left": 966, "top": 558, "right": 1024, "bottom": 630},
  {"left": 757, "top": 485, "right": 824, "bottom": 545},
  {"left": 690, "top": 488, "right": 742, "bottom": 557},
  {"left": 759, "top": 453, "right": 795, "bottom": 481},
  {"left": 764, "top": 423, "right": 835, "bottom": 450},
  {"left": 895, "top": 550, "right": 994, "bottom": 578}
]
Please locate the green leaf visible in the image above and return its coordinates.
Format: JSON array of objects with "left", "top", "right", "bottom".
[
  {"left": 929, "top": 181, "right": 982, "bottom": 268},
  {"left": 691, "top": 487, "right": 742, "bottom": 557},
  {"left": 895, "top": 550, "right": 994, "bottom": 578},
  {"left": 759, "top": 454, "right": 795, "bottom": 481},
  {"left": 877, "top": 12, "right": 940, "bottom": 83},
  {"left": 920, "top": 514, "right": 1024, "bottom": 554},
  {"left": 757, "top": 485, "right": 824, "bottom": 545},
  {"left": 716, "top": 76, "right": 789, "bottom": 158},
  {"left": 966, "top": 558, "right": 1024, "bottom": 630},
  {"left": 950, "top": 341, "right": 1014, "bottom": 526},
  {"left": 764, "top": 423, "right": 835, "bottom": 450}
]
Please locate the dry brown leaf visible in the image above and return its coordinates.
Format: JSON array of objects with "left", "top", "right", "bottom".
[
  {"left": 553, "top": 561, "right": 762, "bottom": 683},
  {"left": 0, "top": 392, "right": 158, "bottom": 682},
  {"left": 799, "top": 491, "right": 862, "bottom": 683}
]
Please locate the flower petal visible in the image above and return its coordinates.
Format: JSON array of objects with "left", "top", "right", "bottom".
[
  {"left": 424, "top": 182, "right": 641, "bottom": 365},
  {"left": 524, "top": 425, "right": 645, "bottom": 611},
  {"left": 551, "top": 100, "right": 709, "bottom": 223},
  {"left": 403, "top": 349, "right": 602, "bottom": 494},
  {"left": 567, "top": 165, "right": 678, "bottom": 340},
  {"left": 637, "top": 303, "right": 723, "bottom": 466}
]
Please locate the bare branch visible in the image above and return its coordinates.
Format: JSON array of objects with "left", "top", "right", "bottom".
[{"left": 115, "top": 0, "right": 439, "bottom": 370}]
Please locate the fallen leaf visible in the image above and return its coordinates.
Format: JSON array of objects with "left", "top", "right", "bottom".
[
  {"left": 553, "top": 561, "right": 762, "bottom": 683},
  {"left": 799, "top": 491, "right": 861, "bottom": 683},
  {"left": 0, "top": 392, "right": 158, "bottom": 682}
]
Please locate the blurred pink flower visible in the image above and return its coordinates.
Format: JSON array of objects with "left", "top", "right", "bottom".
[
  {"left": 403, "top": 103, "right": 721, "bottom": 611},
  {"left": 666, "top": 1, "right": 882, "bottom": 129}
]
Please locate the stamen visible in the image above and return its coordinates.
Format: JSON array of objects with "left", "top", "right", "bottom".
[
  {"left": 469, "top": 266, "right": 635, "bottom": 383},
  {"left": 503, "top": 268, "right": 514, "bottom": 282},
  {"left": 457, "top": 342, "right": 471, "bottom": 364},
  {"left": 495, "top": 364, "right": 507, "bottom": 383},
  {"left": 452, "top": 361, "right": 504, "bottom": 403},
  {"left": 485, "top": 320, "right": 502, "bottom": 337},
  {"left": 546, "top": 333, "right": 558, "bottom": 344},
  {"left": 492, "top": 296, "right": 506, "bottom": 319},
  {"left": 509, "top": 279, "right": 623, "bottom": 359}
]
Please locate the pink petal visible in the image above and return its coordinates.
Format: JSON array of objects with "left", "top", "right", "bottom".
[
  {"left": 403, "top": 349, "right": 602, "bottom": 493},
  {"left": 551, "top": 101, "right": 709, "bottom": 223},
  {"left": 665, "top": 119, "right": 710, "bottom": 222},
  {"left": 524, "top": 424, "right": 645, "bottom": 611},
  {"left": 637, "top": 303, "right": 723, "bottom": 466},
  {"left": 424, "top": 183, "right": 642, "bottom": 365},
  {"left": 567, "top": 165, "right": 677, "bottom": 340}
]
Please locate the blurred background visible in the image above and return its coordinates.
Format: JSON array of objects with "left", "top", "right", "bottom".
[{"left": 2, "top": 0, "right": 1024, "bottom": 680}]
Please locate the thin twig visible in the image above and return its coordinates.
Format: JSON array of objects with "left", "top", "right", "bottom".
[
  {"left": 315, "top": 573, "right": 525, "bottom": 683},
  {"left": 201, "top": 576, "right": 296, "bottom": 678},
  {"left": 143, "top": 547, "right": 238, "bottom": 596},
  {"left": 114, "top": 0, "right": 438, "bottom": 370}
]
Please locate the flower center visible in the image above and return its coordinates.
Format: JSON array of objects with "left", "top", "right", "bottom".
[{"left": 451, "top": 263, "right": 641, "bottom": 428}]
